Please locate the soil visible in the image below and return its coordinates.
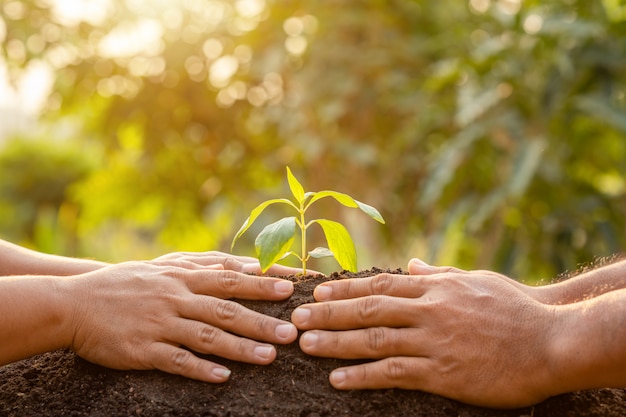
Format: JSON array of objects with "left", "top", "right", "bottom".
[{"left": 1, "top": 268, "right": 625, "bottom": 417}]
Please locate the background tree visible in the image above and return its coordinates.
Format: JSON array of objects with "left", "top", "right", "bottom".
[{"left": 1, "top": 0, "right": 624, "bottom": 279}]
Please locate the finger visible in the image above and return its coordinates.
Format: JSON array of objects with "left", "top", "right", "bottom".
[
  {"left": 292, "top": 296, "right": 418, "bottom": 330},
  {"left": 156, "top": 252, "right": 251, "bottom": 271},
  {"left": 184, "top": 269, "right": 294, "bottom": 301},
  {"left": 328, "top": 357, "right": 430, "bottom": 390},
  {"left": 313, "top": 274, "right": 429, "bottom": 302},
  {"left": 407, "top": 258, "right": 468, "bottom": 276},
  {"left": 156, "top": 251, "right": 321, "bottom": 276},
  {"left": 299, "top": 328, "right": 424, "bottom": 359},
  {"left": 151, "top": 260, "right": 224, "bottom": 271},
  {"left": 240, "top": 261, "right": 322, "bottom": 277},
  {"left": 166, "top": 318, "right": 282, "bottom": 365},
  {"left": 145, "top": 342, "right": 232, "bottom": 383},
  {"left": 180, "top": 296, "right": 298, "bottom": 344}
]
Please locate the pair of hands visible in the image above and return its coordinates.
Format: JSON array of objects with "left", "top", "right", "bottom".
[{"left": 66, "top": 253, "right": 579, "bottom": 408}]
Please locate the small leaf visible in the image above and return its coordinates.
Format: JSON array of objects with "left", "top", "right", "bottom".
[
  {"left": 354, "top": 200, "right": 385, "bottom": 224},
  {"left": 231, "top": 198, "right": 295, "bottom": 250},
  {"left": 309, "top": 247, "right": 334, "bottom": 258},
  {"left": 307, "top": 190, "right": 385, "bottom": 224},
  {"left": 286, "top": 167, "right": 305, "bottom": 204},
  {"left": 308, "top": 190, "right": 358, "bottom": 208},
  {"left": 313, "top": 219, "right": 357, "bottom": 272},
  {"left": 255, "top": 217, "right": 297, "bottom": 273}
]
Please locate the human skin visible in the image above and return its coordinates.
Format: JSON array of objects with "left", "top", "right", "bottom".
[
  {"left": 292, "top": 258, "right": 626, "bottom": 408},
  {"left": 0, "top": 239, "right": 301, "bottom": 277},
  {"left": 408, "top": 257, "right": 626, "bottom": 304},
  {"left": 0, "top": 241, "right": 300, "bottom": 382}
]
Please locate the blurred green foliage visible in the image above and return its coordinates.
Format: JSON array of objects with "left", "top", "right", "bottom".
[{"left": 0, "top": 0, "right": 624, "bottom": 279}]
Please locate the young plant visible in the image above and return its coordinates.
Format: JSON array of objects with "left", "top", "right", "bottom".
[{"left": 231, "top": 167, "right": 385, "bottom": 275}]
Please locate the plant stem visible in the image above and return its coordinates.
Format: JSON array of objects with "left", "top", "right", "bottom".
[{"left": 300, "top": 205, "right": 307, "bottom": 275}]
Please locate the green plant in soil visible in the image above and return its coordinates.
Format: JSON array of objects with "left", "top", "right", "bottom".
[{"left": 231, "top": 167, "right": 385, "bottom": 275}]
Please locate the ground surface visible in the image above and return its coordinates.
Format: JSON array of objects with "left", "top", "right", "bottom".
[{"left": 2, "top": 269, "right": 625, "bottom": 416}]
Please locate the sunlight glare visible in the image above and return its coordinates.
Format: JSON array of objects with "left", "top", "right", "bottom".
[
  {"left": 203, "top": 38, "right": 224, "bottom": 60},
  {"left": 50, "top": 0, "right": 113, "bottom": 26},
  {"left": 209, "top": 55, "right": 239, "bottom": 88},
  {"left": 235, "top": 0, "right": 266, "bottom": 18},
  {"left": 285, "top": 36, "right": 307, "bottom": 56},
  {"left": 523, "top": 14, "right": 544, "bottom": 34},
  {"left": 98, "top": 18, "right": 164, "bottom": 58},
  {"left": 497, "top": 0, "right": 521, "bottom": 15},
  {"left": 469, "top": 0, "right": 490, "bottom": 14}
]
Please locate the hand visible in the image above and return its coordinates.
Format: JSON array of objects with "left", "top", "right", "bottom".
[
  {"left": 63, "top": 261, "right": 298, "bottom": 382},
  {"left": 407, "top": 257, "right": 557, "bottom": 303},
  {"left": 153, "top": 251, "right": 317, "bottom": 276},
  {"left": 291, "top": 270, "right": 560, "bottom": 408}
]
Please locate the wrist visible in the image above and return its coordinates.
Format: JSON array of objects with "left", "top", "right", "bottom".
[
  {"left": 547, "top": 292, "right": 626, "bottom": 394},
  {"left": 55, "top": 275, "right": 91, "bottom": 352},
  {"left": 0, "top": 276, "right": 74, "bottom": 365}
]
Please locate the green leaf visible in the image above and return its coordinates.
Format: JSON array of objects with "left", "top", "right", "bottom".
[
  {"left": 307, "top": 191, "right": 385, "bottom": 223},
  {"left": 308, "top": 190, "right": 358, "bottom": 208},
  {"left": 286, "top": 166, "right": 305, "bottom": 204},
  {"left": 312, "top": 219, "right": 357, "bottom": 272},
  {"left": 308, "top": 247, "right": 334, "bottom": 258},
  {"left": 255, "top": 217, "right": 297, "bottom": 273},
  {"left": 231, "top": 198, "right": 296, "bottom": 250},
  {"left": 354, "top": 200, "right": 385, "bottom": 224}
]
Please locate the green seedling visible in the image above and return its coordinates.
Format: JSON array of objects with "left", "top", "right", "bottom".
[{"left": 231, "top": 167, "right": 385, "bottom": 275}]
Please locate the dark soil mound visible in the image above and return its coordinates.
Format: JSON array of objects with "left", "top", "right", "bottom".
[{"left": 1, "top": 269, "right": 625, "bottom": 417}]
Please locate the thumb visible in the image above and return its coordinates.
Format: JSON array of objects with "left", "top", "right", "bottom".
[
  {"left": 408, "top": 258, "right": 468, "bottom": 275},
  {"left": 408, "top": 258, "right": 439, "bottom": 275}
]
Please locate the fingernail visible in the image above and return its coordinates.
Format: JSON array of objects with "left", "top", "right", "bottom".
[
  {"left": 330, "top": 370, "right": 347, "bottom": 387},
  {"left": 299, "top": 332, "right": 318, "bottom": 350},
  {"left": 274, "top": 280, "right": 293, "bottom": 295},
  {"left": 253, "top": 345, "right": 274, "bottom": 360},
  {"left": 275, "top": 323, "right": 296, "bottom": 339},
  {"left": 291, "top": 307, "right": 311, "bottom": 325},
  {"left": 314, "top": 285, "right": 332, "bottom": 301},
  {"left": 211, "top": 367, "right": 231, "bottom": 380}
]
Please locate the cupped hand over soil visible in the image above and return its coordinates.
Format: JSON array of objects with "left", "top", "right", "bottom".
[{"left": 1, "top": 269, "right": 625, "bottom": 417}]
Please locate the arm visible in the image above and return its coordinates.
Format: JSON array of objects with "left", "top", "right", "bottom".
[
  {"left": 408, "top": 257, "right": 626, "bottom": 304},
  {"left": 0, "top": 239, "right": 108, "bottom": 276},
  {"left": 292, "top": 271, "right": 626, "bottom": 408},
  {"left": 0, "top": 261, "right": 298, "bottom": 381},
  {"left": 0, "top": 238, "right": 311, "bottom": 277},
  {"left": 531, "top": 259, "right": 626, "bottom": 304}
]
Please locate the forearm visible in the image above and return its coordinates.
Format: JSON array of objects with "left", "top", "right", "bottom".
[
  {"left": 0, "top": 275, "right": 72, "bottom": 365},
  {"left": 548, "top": 288, "right": 626, "bottom": 394},
  {"left": 0, "top": 239, "right": 108, "bottom": 277},
  {"left": 532, "top": 259, "right": 626, "bottom": 304}
]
